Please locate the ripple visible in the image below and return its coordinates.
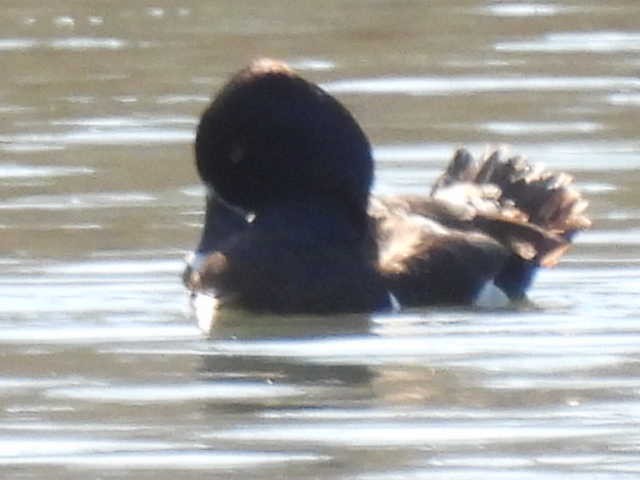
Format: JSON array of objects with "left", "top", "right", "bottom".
[
  {"left": 374, "top": 141, "right": 640, "bottom": 171},
  {"left": 0, "top": 37, "right": 128, "bottom": 52},
  {"left": 606, "top": 211, "right": 640, "bottom": 221},
  {"left": 608, "top": 93, "right": 640, "bottom": 106},
  {"left": 0, "top": 38, "right": 38, "bottom": 51},
  {"left": 537, "top": 266, "right": 640, "bottom": 283},
  {"left": 0, "top": 104, "right": 32, "bottom": 113},
  {"left": 482, "top": 122, "right": 602, "bottom": 135},
  {"left": 374, "top": 143, "right": 458, "bottom": 163},
  {"left": 155, "top": 94, "right": 211, "bottom": 105},
  {"left": 496, "top": 32, "right": 640, "bottom": 53},
  {"left": 47, "top": 381, "right": 303, "bottom": 404},
  {"left": 0, "top": 449, "right": 327, "bottom": 469},
  {"left": 323, "top": 76, "right": 640, "bottom": 95},
  {"left": 288, "top": 59, "right": 336, "bottom": 71},
  {"left": 211, "top": 422, "right": 624, "bottom": 448},
  {"left": 0, "top": 325, "right": 197, "bottom": 345},
  {"left": 580, "top": 182, "right": 617, "bottom": 194},
  {"left": 204, "top": 332, "right": 640, "bottom": 366},
  {"left": 481, "top": 3, "right": 562, "bottom": 17},
  {"left": 0, "top": 164, "right": 93, "bottom": 179},
  {"left": 452, "top": 354, "right": 625, "bottom": 375},
  {"left": 42, "top": 259, "right": 183, "bottom": 275},
  {"left": 356, "top": 466, "right": 639, "bottom": 480},
  {"left": 0, "top": 280, "right": 183, "bottom": 314},
  {"left": 147, "top": 7, "right": 166, "bottom": 18},
  {"left": 53, "top": 16, "right": 75, "bottom": 28},
  {"left": 0, "top": 438, "right": 173, "bottom": 459},
  {"left": 0, "top": 421, "right": 145, "bottom": 433},
  {"left": 49, "top": 116, "right": 196, "bottom": 128},
  {"left": 578, "top": 230, "right": 640, "bottom": 246},
  {"left": 88, "top": 16, "right": 104, "bottom": 26},
  {"left": 0, "top": 192, "right": 156, "bottom": 210},
  {"left": 0, "top": 377, "right": 84, "bottom": 391},
  {"left": 0, "top": 128, "right": 193, "bottom": 148},
  {"left": 50, "top": 37, "right": 128, "bottom": 50},
  {"left": 261, "top": 400, "right": 640, "bottom": 422},
  {"left": 486, "top": 375, "right": 640, "bottom": 391}
]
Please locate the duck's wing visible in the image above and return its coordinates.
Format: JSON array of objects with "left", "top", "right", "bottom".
[
  {"left": 373, "top": 147, "right": 591, "bottom": 305},
  {"left": 430, "top": 147, "right": 591, "bottom": 266},
  {"left": 371, "top": 197, "right": 511, "bottom": 307}
]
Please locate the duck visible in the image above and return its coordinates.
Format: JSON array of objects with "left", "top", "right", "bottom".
[{"left": 183, "top": 58, "right": 591, "bottom": 317}]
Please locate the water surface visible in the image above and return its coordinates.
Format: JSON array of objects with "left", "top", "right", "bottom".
[{"left": 1, "top": 1, "right": 639, "bottom": 478}]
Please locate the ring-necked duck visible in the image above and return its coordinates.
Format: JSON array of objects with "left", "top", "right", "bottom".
[{"left": 184, "top": 58, "right": 590, "bottom": 317}]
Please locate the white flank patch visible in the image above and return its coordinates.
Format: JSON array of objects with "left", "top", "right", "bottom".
[
  {"left": 473, "top": 281, "right": 511, "bottom": 309},
  {"left": 192, "top": 292, "right": 218, "bottom": 333}
]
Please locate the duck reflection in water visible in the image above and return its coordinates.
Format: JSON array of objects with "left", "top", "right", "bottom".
[{"left": 183, "top": 58, "right": 591, "bottom": 330}]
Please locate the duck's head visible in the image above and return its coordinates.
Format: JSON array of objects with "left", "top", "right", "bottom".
[{"left": 195, "top": 58, "right": 374, "bottom": 224}]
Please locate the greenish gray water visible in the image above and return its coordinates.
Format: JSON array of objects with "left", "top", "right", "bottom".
[{"left": 1, "top": 1, "right": 639, "bottom": 478}]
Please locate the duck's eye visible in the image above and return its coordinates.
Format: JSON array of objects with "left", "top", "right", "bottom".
[{"left": 230, "top": 144, "right": 245, "bottom": 165}]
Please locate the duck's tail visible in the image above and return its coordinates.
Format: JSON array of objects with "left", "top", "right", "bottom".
[{"left": 432, "top": 147, "right": 591, "bottom": 300}]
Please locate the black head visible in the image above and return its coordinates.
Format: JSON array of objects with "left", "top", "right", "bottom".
[{"left": 195, "top": 59, "right": 374, "bottom": 224}]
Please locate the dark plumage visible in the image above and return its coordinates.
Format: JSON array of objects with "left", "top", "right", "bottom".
[
  {"left": 184, "top": 59, "right": 591, "bottom": 317},
  {"left": 195, "top": 59, "right": 373, "bottom": 230}
]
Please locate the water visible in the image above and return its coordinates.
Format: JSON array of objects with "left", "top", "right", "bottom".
[{"left": 1, "top": 1, "right": 639, "bottom": 478}]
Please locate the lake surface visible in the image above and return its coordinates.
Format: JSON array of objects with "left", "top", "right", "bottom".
[{"left": 1, "top": 1, "right": 640, "bottom": 478}]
